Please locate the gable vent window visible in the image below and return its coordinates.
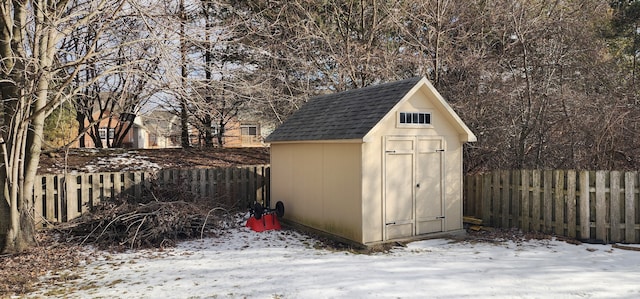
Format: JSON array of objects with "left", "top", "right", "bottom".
[{"left": 399, "top": 112, "right": 431, "bottom": 125}]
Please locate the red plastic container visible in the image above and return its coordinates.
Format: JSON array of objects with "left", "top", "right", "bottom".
[{"left": 245, "top": 214, "right": 281, "bottom": 232}]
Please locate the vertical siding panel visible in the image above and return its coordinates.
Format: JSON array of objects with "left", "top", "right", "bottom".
[
  {"left": 595, "top": 171, "right": 607, "bottom": 243},
  {"left": 625, "top": 172, "right": 637, "bottom": 243},
  {"left": 554, "top": 170, "right": 565, "bottom": 236},
  {"left": 579, "top": 171, "right": 590, "bottom": 240},
  {"left": 610, "top": 171, "right": 621, "bottom": 243},
  {"left": 521, "top": 170, "right": 530, "bottom": 232},
  {"left": 532, "top": 170, "right": 541, "bottom": 232},
  {"left": 566, "top": 170, "right": 577, "bottom": 239},
  {"left": 543, "top": 170, "right": 553, "bottom": 233}
]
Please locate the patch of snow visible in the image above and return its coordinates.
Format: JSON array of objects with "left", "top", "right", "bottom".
[
  {"left": 82, "top": 153, "right": 161, "bottom": 172},
  {"left": 28, "top": 222, "right": 640, "bottom": 298}
]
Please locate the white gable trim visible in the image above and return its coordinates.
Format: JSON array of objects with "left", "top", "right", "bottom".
[{"left": 363, "top": 77, "right": 477, "bottom": 143}]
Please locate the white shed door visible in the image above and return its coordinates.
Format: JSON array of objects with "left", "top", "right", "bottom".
[
  {"left": 384, "top": 136, "right": 444, "bottom": 240},
  {"left": 415, "top": 138, "right": 445, "bottom": 234}
]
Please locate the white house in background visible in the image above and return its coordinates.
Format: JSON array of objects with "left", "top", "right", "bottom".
[{"left": 131, "top": 109, "right": 266, "bottom": 149}]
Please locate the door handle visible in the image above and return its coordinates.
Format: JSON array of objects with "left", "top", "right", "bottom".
[
  {"left": 386, "top": 222, "right": 396, "bottom": 225},
  {"left": 416, "top": 183, "right": 420, "bottom": 188}
]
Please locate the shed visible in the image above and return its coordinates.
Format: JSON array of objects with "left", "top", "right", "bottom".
[{"left": 265, "top": 77, "right": 476, "bottom": 245}]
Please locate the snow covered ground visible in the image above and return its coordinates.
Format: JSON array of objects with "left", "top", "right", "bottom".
[{"left": 29, "top": 220, "right": 640, "bottom": 299}]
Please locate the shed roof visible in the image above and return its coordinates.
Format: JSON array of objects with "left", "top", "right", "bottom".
[
  {"left": 266, "top": 76, "right": 476, "bottom": 143},
  {"left": 266, "top": 77, "right": 422, "bottom": 142}
]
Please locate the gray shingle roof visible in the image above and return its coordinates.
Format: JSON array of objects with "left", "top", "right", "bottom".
[{"left": 266, "top": 77, "right": 422, "bottom": 142}]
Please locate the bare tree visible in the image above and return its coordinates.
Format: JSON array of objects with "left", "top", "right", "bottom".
[{"left": 0, "top": 0, "right": 134, "bottom": 253}]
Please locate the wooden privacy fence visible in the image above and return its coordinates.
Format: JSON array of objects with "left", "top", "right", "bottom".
[
  {"left": 464, "top": 170, "right": 640, "bottom": 244},
  {"left": 32, "top": 165, "right": 270, "bottom": 227}
]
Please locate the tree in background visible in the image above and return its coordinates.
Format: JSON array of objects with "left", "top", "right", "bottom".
[
  {"left": 0, "top": 0, "right": 130, "bottom": 253},
  {"left": 62, "top": 3, "right": 161, "bottom": 149},
  {"left": 43, "top": 102, "right": 79, "bottom": 149},
  {"left": 0, "top": 0, "right": 171, "bottom": 253},
  {"left": 609, "top": 0, "right": 640, "bottom": 102}
]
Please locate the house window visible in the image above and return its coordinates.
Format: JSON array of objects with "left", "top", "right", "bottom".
[
  {"left": 399, "top": 112, "right": 431, "bottom": 125},
  {"left": 98, "top": 128, "right": 107, "bottom": 139},
  {"left": 98, "top": 128, "right": 115, "bottom": 139},
  {"left": 241, "top": 125, "right": 258, "bottom": 136}
]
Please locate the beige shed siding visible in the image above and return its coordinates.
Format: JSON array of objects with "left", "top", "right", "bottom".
[
  {"left": 270, "top": 143, "right": 363, "bottom": 242},
  {"left": 361, "top": 88, "right": 465, "bottom": 244}
]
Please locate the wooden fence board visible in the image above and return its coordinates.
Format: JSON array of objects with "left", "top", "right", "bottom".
[
  {"left": 465, "top": 169, "right": 640, "bottom": 244},
  {"left": 566, "top": 170, "right": 577, "bottom": 238},
  {"left": 501, "top": 170, "right": 509, "bottom": 227},
  {"left": 24, "top": 166, "right": 271, "bottom": 227},
  {"left": 625, "top": 172, "right": 637, "bottom": 243},
  {"left": 34, "top": 177, "right": 44, "bottom": 226},
  {"left": 474, "top": 175, "right": 482, "bottom": 217},
  {"left": 544, "top": 170, "right": 552, "bottom": 232},
  {"left": 579, "top": 171, "right": 590, "bottom": 240},
  {"left": 80, "top": 174, "right": 90, "bottom": 214},
  {"left": 595, "top": 171, "right": 607, "bottom": 242},
  {"left": 532, "top": 170, "right": 541, "bottom": 232},
  {"left": 66, "top": 175, "right": 80, "bottom": 221},
  {"left": 44, "top": 176, "right": 57, "bottom": 223},
  {"left": 512, "top": 170, "right": 521, "bottom": 228},
  {"left": 554, "top": 170, "right": 564, "bottom": 236},
  {"left": 522, "top": 171, "right": 530, "bottom": 231},
  {"left": 610, "top": 171, "right": 621, "bottom": 242}
]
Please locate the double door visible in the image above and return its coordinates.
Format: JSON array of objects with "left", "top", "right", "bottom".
[{"left": 383, "top": 136, "right": 445, "bottom": 240}]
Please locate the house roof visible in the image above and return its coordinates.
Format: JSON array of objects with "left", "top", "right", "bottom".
[{"left": 266, "top": 76, "right": 476, "bottom": 143}]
